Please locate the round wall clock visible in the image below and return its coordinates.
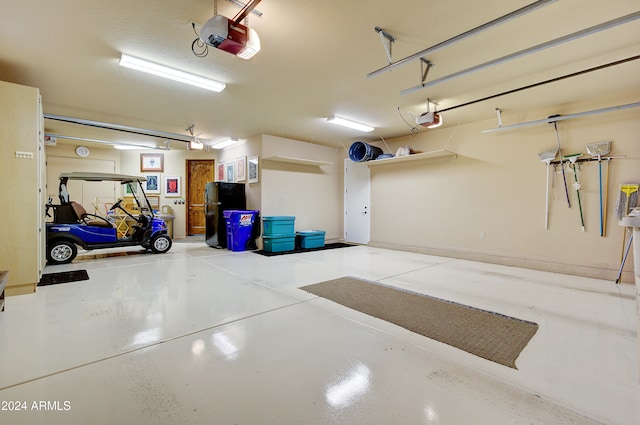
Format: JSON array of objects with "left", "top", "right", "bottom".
[{"left": 75, "top": 146, "right": 90, "bottom": 157}]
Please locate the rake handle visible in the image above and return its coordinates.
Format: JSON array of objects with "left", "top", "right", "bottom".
[
  {"left": 544, "top": 163, "right": 550, "bottom": 229},
  {"left": 598, "top": 159, "right": 603, "bottom": 236},
  {"left": 616, "top": 233, "right": 633, "bottom": 284},
  {"left": 553, "top": 122, "right": 571, "bottom": 208},
  {"left": 571, "top": 163, "right": 585, "bottom": 231},
  {"left": 603, "top": 159, "right": 610, "bottom": 237}
]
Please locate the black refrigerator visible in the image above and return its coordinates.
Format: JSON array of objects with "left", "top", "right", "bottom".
[{"left": 205, "top": 182, "right": 246, "bottom": 248}]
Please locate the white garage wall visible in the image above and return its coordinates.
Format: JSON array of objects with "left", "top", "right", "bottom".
[
  {"left": 369, "top": 96, "right": 640, "bottom": 281},
  {"left": 260, "top": 135, "right": 343, "bottom": 240}
]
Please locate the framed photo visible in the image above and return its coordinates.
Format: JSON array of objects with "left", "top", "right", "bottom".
[
  {"left": 164, "top": 176, "right": 181, "bottom": 197},
  {"left": 225, "top": 162, "right": 235, "bottom": 183},
  {"left": 147, "top": 196, "right": 160, "bottom": 209},
  {"left": 144, "top": 174, "right": 160, "bottom": 194},
  {"left": 216, "top": 162, "right": 225, "bottom": 182},
  {"left": 140, "top": 153, "right": 164, "bottom": 172},
  {"left": 236, "top": 156, "right": 247, "bottom": 182},
  {"left": 124, "top": 182, "right": 138, "bottom": 196},
  {"left": 248, "top": 156, "right": 259, "bottom": 184}
]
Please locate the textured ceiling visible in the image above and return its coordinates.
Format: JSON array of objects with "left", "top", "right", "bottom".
[{"left": 1, "top": 0, "right": 638, "bottom": 149}]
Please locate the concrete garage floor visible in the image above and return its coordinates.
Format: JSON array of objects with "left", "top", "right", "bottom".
[{"left": 0, "top": 242, "right": 636, "bottom": 424}]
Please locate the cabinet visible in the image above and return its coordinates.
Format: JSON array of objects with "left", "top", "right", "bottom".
[{"left": 0, "top": 81, "right": 45, "bottom": 295}]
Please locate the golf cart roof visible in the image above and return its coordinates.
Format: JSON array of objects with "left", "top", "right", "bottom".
[{"left": 59, "top": 172, "right": 147, "bottom": 183}]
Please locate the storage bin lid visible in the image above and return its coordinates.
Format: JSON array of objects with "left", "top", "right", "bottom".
[
  {"left": 262, "top": 234, "right": 296, "bottom": 239},
  {"left": 263, "top": 216, "right": 296, "bottom": 221},
  {"left": 296, "top": 230, "right": 326, "bottom": 235}
]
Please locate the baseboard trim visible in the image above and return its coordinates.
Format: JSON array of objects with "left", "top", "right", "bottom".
[{"left": 368, "top": 241, "right": 632, "bottom": 284}]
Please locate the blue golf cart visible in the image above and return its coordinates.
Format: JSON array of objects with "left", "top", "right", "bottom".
[{"left": 45, "top": 172, "right": 172, "bottom": 264}]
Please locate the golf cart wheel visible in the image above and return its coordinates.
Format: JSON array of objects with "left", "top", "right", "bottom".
[
  {"left": 150, "top": 234, "right": 172, "bottom": 254},
  {"left": 47, "top": 240, "right": 77, "bottom": 265}
]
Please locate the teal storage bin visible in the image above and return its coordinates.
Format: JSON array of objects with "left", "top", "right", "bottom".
[
  {"left": 296, "top": 230, "right": 326, "bottom": 249},
  {"left": 263, "top": 216, "right": 295, "bottom": 235},
  {"left": 263, "top": 234, "right": 296, "bottom": 253}
]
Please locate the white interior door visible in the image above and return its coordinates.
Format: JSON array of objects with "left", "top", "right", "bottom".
[{"left": 344, "top": 158, "right": 370, "bottom": 244}]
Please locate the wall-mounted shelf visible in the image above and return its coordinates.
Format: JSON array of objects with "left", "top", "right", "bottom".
[
  {"left": 263, "top": 155, "right": 333, "bottom": 167},
  {"left": 366, "top": 149, "right": 457, "bottom": 166}
]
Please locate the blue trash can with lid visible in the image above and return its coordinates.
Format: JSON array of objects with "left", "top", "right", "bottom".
[{"left": 224, "top": 210, "right": 259, "bottom": 251}]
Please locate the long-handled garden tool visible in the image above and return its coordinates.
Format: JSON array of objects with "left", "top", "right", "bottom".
[
  {"left": 615, "top": 183, "right": 639, "bottom": 262},
  {"left": 564, "top": 153, "right": 585, "bottom": 231},
  {"left": 615, "top": 232, "right": 633, "bottom": 284},
  {"left": 603, "top": 158, "right": 611, "bottom": 237},
  {"left": 586, "top": 141, "right": 612, "bottom": 236},
  {"left": 550, "top": 117, "right": 571, "bottom": 208},
  {"left": 538, "top": 148, "right": 558, "bottom": 229}
]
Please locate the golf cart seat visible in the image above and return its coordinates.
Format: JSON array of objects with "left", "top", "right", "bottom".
[{"left": 70, "top": 201, "right": 114, "bottom": 228}]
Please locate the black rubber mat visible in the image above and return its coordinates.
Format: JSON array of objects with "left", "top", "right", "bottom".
[
  {"left": 38, "top": 270, "right": 90, "bottom": 286},
  {"left": 253, "top": 242, "right": 355, "bottom": 257}
]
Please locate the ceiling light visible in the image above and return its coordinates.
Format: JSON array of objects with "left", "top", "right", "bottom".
[
  {"left": 188, "top": 140, "right": 204, "bottom": 150},
  {"left": 327, "top": 116, "right": 374, "bottom": 132},
  {"left": 210, "top": 138, "right": 241, "bottom": 149},
  {"left": 119, "top": 54, "right": 226, "bottom": 92}
]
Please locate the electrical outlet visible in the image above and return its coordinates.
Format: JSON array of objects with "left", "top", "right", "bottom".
[
  {"left": 480, "top": 231, "right": 485, "bottom": 239},
  {"left": 15, "top": 151, "right": 34, "bottom": 159}
]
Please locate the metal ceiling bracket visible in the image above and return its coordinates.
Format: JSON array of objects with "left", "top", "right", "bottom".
[
  {"left": 226, "top": 0, "right": 263, "bottom": 19},
  {"left": 367, "top": 0, "right": 558, "bottom": 79},
  {"left": 401, "top": 10, "right": 640, "bottom": 96},
  {"left": 232, "top": 0, "right": 262, "bottom": 24},
  {"left": 495, "top": 108, "right": 503, "bottom": 127},
  {"left": 44, "top": 113, "right": 193, "bottom": 143},
  {"left": 481, "top": 101, "right": 640, "bottom": 133},
  {"left": 421, "top": 59, "right": 433, "bottom": 85},
  {"left": 375, "top": 27, "right": 396, "bottom": 64}
]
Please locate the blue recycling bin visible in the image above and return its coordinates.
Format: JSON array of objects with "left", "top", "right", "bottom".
[{"left": 223, "top": 210, "right": 258, "bottom": 251}]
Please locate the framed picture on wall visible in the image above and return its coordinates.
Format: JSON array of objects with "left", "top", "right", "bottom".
[
  {"left": 225, "top": 162, "right": 235, "bottom": 183},
  {"left": 216, "top": 162, "right": 225, "bottom": 182},
  {"left": 248, "top": 156, "right": 259, "bottom": 184},
  {"left": 144, "top": 174, "right": 161, "bottom": 194},
  {"left": 124, "top": 182, "right": 138, "bottom": 196},
  {"left": 164, "top": 176, "right": 181, "bottom": 197},
  {"left": 140, "top": 153, "right": 164, "bottom": 172},
  {"left": 146, "top": 196, "right": 160, "bottom": 210},
  {"left": 236, "top": 156, "right": 247, "bottom": 182}
]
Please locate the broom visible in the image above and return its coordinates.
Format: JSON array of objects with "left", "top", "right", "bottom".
[
  {"left": 538, "top": 148, "right": 558, "bottom": 229},
  {"left": 586, "top": 141, "right": 611, "bottom": 236}
]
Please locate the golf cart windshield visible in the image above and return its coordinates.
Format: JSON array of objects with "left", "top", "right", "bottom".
[{"left": 58, "top": 172, "right": 153, "bottom": 215}]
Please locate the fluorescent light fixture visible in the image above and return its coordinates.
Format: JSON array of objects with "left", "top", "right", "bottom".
[
  {"left": 210, "top": 137, "right": 241, "bottom": 149},
  {"left": 327, "top": 116, "right": 374, "bottom": 132},
  {"left": 188, "top": 140, "right": 204, "bottom": 150},
  {"left": 119, "top": 54, "right": 226, "bottom": 92}
]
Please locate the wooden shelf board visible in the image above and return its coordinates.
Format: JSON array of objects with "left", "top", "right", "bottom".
[
  {"left": 366, "top": 150, "right": 457, "bottom": 166},
  {"left": 263, "top": 156, "right": 333, "bottom": 166}
]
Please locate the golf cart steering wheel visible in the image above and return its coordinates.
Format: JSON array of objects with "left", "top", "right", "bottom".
[
  {"left": 81, "top": 213, "right": 112, "bottom": 227},
  {"left": 110, "top": 199, "right": 123, "bottom": 211}
]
